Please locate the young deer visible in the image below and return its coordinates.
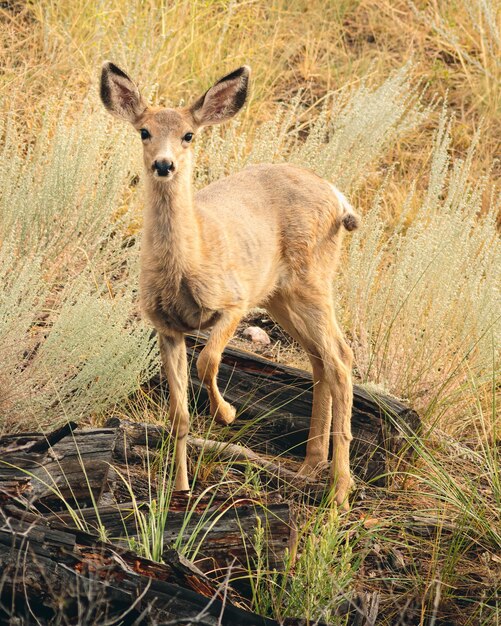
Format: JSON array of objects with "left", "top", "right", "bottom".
[{"left": 100, "top": 62, "right": 359, "bottom": 509}]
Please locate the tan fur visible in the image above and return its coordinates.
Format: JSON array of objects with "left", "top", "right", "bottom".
[{"left": 100, "top": 62, "right": 359, "bottom": 509}]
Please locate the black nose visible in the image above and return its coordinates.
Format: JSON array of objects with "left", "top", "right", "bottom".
[{"left": 153, "top": 159, "right": 175, "bottom": 177}]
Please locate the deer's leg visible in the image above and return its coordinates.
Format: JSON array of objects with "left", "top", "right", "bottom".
[
  {"left": 159, "top": 332, "right": 190, "bottom": 491},
  {"left": 196, "top": 310, "right": 243, "bottom": 425},
  {"left": 325, "top": 323, "right": 354, "bottom": 510},
  {"left": 302, "top": 298, "right": 354, "bottom": 509},
  {"left": 266, "top": 297, "right": 332, "bottom": 469},
  {"left": 273, "top": 290, "right": 354, "bottom": 510}
]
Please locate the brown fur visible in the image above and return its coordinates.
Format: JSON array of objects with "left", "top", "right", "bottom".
[{"left": 100, "top": 62, "right": 359, "bottom": 509}]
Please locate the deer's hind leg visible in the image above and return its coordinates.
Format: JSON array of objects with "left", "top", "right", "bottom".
[
  {"left": 266, "top": 297, "right": 332, "bottom": 471},
  {"left": 269, "top": 287, "right": 354, "bottom": 509},
  {"left": 196, "top": 309, "right": 244, "bottom": 425}
]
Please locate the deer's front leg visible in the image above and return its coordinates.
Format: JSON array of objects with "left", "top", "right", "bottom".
[
  {"left": 159, "top": 332, "right": 190, "bottom": 491},
  {"left": 196, "top": 310, "right": 243, "bottom": 425}
]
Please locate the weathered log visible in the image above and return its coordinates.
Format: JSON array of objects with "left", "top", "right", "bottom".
[
  {"left": 0, "top": 419, "right": 295, "bottom": 596},
  {"left": 1, "top": 418, "right": 295, "bottom": 577},
  {"left": 109, "top": 416, "right": 303, "bottom": 482},
  {"left": 0, "top": 423, "right": 115, "bottom": 509},
  {"left": 108, "top": 416, "right": 327, "bottom": 506},
  {"left": 46, "top": 496, "right": 295, "bottom": 579},
  {"left": 189, "top": 435, "right": 301, "bottom": 481},
  {"left": 0, "top": 508, "right": 298, "bottom": 626},
  {"left": 147, "top": 333, "right": 421, "bottom": 485}
]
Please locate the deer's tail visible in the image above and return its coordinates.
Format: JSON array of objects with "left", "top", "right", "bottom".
[{"left": 330, "top": 184, "right": 360, "bottom": 232}]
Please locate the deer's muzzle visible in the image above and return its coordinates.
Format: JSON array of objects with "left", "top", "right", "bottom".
[{"left": 153, "top": 159, "right": 175, "bottom": 177}]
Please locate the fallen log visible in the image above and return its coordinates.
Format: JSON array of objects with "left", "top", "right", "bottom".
[
  {"left": 46, "top": 496, "right": 295, "bottom": 580},
  {"left": 1, "top": 419, "right": 296, "bottom": 595},
  {"left": 109, "top": 416, "right": 326, "bottom": 503},
  {"left": 0, "top": 423, "right": 115, "bottom": 510},
  {"left": 0, "top": 508, "right": 298, "bottom": 626},
  {"left": 110, "top": 416, "right": 302, "bottom": 482},
  {"left": 146, "top": 334, "right": 421, "bottom": 485}
]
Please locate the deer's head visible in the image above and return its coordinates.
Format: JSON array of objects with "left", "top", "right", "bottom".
[{"left": 100, "top": 62, "right": 250, "bottom": 181}]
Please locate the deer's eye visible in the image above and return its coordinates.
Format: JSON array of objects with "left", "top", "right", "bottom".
[
  {"left": 140, "top": 128, "right": 151, "bottom": 140},
  {"left": 183, "top": 132, "right": 194, "bottom": 143}
]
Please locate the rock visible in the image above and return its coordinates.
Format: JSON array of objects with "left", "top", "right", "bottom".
[{"left": 242, "top": 326, "right": 271, "bottom": 345}]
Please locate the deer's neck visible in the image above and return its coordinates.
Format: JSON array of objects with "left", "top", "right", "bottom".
[{"left": 143, "top": 166, "right": 202, "bottom": 279}]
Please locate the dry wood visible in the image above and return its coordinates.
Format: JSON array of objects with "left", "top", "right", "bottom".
[
  {"left": 1, "top": 420, "right": 296, "bottom": 604},
  {"left": 109, "top": 416, "right": 331, "bottom": 505},
  {"left": 0, "top": 506, "right": 299, "bottom": 625},
  {"left": 189, "top": 435, "right": 302, "bottom": 482},
  {"left": 46, "top": 496, "right": 295, "bottom": 579},
  {"left": 0, "top": 423, "right": 115, "bottom": 509},
  {"left": 110, "top": 415, "right": 302, "bottom": 483}
]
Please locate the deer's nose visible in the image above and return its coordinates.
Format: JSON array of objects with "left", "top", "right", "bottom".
[{"left": 153, "top": 159, "right": 175, "bottom": 177}]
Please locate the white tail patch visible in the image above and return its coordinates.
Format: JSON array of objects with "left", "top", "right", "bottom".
[{"left": 330, "top": 184, "right": 360, "bottom": 231}]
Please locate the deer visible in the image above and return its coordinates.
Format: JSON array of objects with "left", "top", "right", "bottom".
[{"left": 100, "top": 62, "right": 360, "bottom": 509}]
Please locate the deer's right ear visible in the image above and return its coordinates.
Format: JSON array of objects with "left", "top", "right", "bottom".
[{"left": 100, "top": 62, "right": 146, "bottom": 123}]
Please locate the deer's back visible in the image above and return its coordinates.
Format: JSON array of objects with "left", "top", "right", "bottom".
[{"left": 195, "top": 163, "right": 346, "bottom": 295}]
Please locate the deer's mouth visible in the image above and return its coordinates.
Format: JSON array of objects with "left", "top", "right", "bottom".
[{"left": 153, "top": 169, "right": 175, "bottom": 180}]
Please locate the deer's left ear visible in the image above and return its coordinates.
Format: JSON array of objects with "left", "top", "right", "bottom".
[
  {"left": 190, "top": 66, "right": 250, "bottom": 127},
  {"left": 100, "top": 62, "right": 147, "bottom": 123}
]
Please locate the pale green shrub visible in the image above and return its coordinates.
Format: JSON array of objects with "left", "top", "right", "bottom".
[
  {"left": 0, "top": 249, "right": 47, "bottom": 425},
  {"left": 341, "top": 108, "right": 500, "bottom": 433},
  {"left": 0, "top": 100, "right": 155, "bottom": 431},
  {"left": 0, "top": 101, "right": 141, "bottom": 268},
  {"left": 288, "top": 66, "right": 429, "bottom": 191},
  {"left": 412, "top": 0, "right": 501, "bottom": 77},
  {"left": 194, "top": 65, "right": 429, "bottom": 193},
  {"left": 0, "top": 265, "right": 157, "bottom": 432},
  {"left": 26, "top": 280, "right": 157, "bottom": 427}
]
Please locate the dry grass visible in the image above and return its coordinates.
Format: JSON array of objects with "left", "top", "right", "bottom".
[{"left": 1, "top": 0, "right": 499, "bottom": 211}]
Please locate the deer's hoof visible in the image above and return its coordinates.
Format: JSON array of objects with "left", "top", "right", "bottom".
[
  {"left": 329, "top": 473, "right": 354, "bottom": 511},
  {"left": 213, "top": 401, "right": 237, "bottom": 426},
  {"left": 296, "top": 459, "right": 330, "bottom": 479}
]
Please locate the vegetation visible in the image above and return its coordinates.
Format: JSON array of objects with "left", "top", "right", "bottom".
[{"left": 0, "top": 0, "right": 499, "bottom": 624}]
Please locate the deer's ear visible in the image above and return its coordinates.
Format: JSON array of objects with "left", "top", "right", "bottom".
[
  {"left": 100, "top": 62, "right": 146, "bottom": 123},
  {"left": 190, "top": 66, "right": 250, "bottom": 127}
]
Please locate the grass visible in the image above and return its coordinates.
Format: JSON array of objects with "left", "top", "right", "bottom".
[
  {"left": 250, "top": 505, "right": 359, "bottom": 623},
  {"left": 0, "top": 0, "right": 500, "bottom": 624}
]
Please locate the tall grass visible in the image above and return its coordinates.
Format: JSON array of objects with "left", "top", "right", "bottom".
[
  {"left": 341, "top": 108, "right": 500, "bottom": 433},
  {"left": 410, "top": 0, "right": 501, "bottom": 115},
  {"left": 250, "top": 506, "right": 358, "bottom": 623},
  {"left": 2, "top": 0, "right": 499, "bottom": 210},
  {"left": 0, "top": 102, "right": 157, "bottom": 431}
]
